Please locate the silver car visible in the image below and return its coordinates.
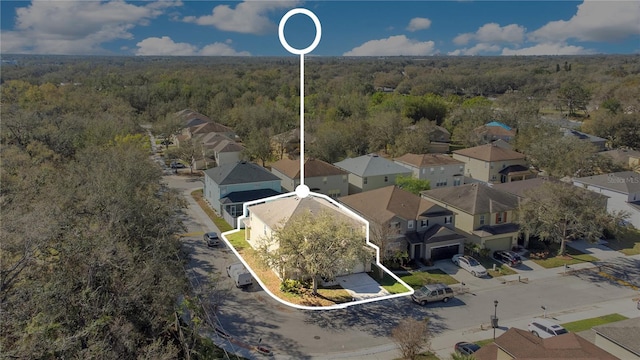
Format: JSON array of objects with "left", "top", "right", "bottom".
[{"left": 452, "top": 254, "right": 488, "bottom": 277}]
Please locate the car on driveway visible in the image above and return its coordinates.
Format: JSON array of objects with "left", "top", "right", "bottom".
[
  {"left": 411, "top": 283, "right": 454, "bottom": 305},
  {"left": 204, "top": 232, "right": 220, "bottom": 247},
  {"left": 493, "top": 250, "right": 523, "bottom": 267},
  {"left": 454, "top": 341, "right": 480, "bottom": 355},
  {"left": 170, "top": 161, "right": 186, "bottom": 169},
  {"left": 527, "top": 318, "right": 568, "bottom": 338},
  {"left": 452, "top": 254, "right": 487, "bottom": 277}
]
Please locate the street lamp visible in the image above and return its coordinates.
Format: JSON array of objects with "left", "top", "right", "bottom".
[{"left": 493, "top": 300, "right": 499, "bottom": 340}]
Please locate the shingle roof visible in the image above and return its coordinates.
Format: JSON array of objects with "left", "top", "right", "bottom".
[
  {"left": 204, "top": 161, "right": 280, "bottom": 185},
  {"left": 422, "top": 224, "right": 467, "bottom": 244},
  {"left": 214, "top": 139, "right": 244, "bottom": 153},
  {"left": 339, "top": 185, "right": 451, "bottom": 224},
  {"left": 593, "top": 317, "right": 640, "bottom": 356},
  {"left": 271, "top": 158, "right": 348, "bottom": 179},
  {"left": 333, "top": 153, "right": 412, "bottom": 177},
  {"left": 601, "top": 148, "right": 640, "bottom": 164},
  {"left": 394, "top": 153, "right": 463, "bottom": 167},
  {"left": 574, "top": 171, "right": 640, "bottom": 195},
  {"left": 453, "top": 142, "right": 526, "bottom": 162},
  {"left": 474, "top": 328, "right": 618, "bottom": 360},
  {"left": 421, "top": 183, "right": 520, "bottom": 215},
  {"left": 220, "top": 189, "right": 282, "bottom": 204},
  {"left": 190, "top": 122, "right": 234, "bottom": 135}
]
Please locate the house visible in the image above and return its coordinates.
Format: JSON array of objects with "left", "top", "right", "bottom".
[
  {"left": 452, "top": 142, "right": 536, "bottom": 184},
  {"left": 592, "top": 317, "right": 640, "bottom": 359},
  {"left": 429, "top": 125, "right": 452, "bottom": 153},
  {"left": 188, "top": 133, "right": 245, "bottom": 169},
  {"left": 562, "top": 128, "right": 607, "bottom": 152},
  {"left": 573, "top": 171, "right": 640, "bottom": 229},
  {"left": 393, "top": 153, "right": 465, "bottom": 188},
  {"left": 473, "top": 327, "right": 618, "bottom": 360},
  {"left": 339, "top": 186, "right": 465, "bottom": 262},
  {"left": 334, "top": 153, "right": 412, "bottom": 194},
  {"left": 421, "top": 183, "right": 521, "bottom": 251},
  {"left": 203, "top": 161, "right": 282, "bottom": 227},
  {"left": 244, "top": 194, "right": 371, "bottom": 278},
  {"left": 474, "top": 121, "right": 517, "bottom": 142},
  {"left": 270, "top": 158, "right": 349, "bottom": 198},
  {"left": 601, "top": 148, "right": 640, "bottom": 171}
]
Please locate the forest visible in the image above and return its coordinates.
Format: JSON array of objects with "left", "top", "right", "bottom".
[{"left": 1, "top": 54, "right": 639, "bottom": 358}]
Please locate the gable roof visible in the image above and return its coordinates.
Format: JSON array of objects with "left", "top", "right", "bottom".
[
  {"left": 562, "top": 128, "right": 607, "bottom": 143},
  {"left": 190, "top": 122, "right": 234, "bottom": 135},
  {"left": 421, "top": 183, "right": 520, "bottom": 215},
  {"left": 339, "top": 185, "right": 451, "bottom": 224},
  {"left": 271, "top": 158, "right": 348, "bottom": 179},
  {"left": 394, "top": 153, "right": 463, "bottom": 168},
  {"left": 453, "top": 142, "right": 526, "bottom": 162},
  {"left": 249, "top": 195, "right": 361, "bottom": 229},
  {"left": 204, "top": 161, "right": 280, "bottom": 185},
  {"left": 574, "top": 171, "right": 640, "bottom": 195},
  {"left": 601, "top": 148, "right": 640, "bottom": 164},
  {"left": 592, "top": 316, "right": 640, "bottom": 356},
  {"left": 334, "top": 153, "right": 412, "bottom": 177},
  {"left": 476, "top": 121, "right": 517, "bottom": 137},
  {"left": 214, "top": 139, "right": 244, "bottom": 153},
  {"left": 474, "top": 328, "right": 618, "bottom": 360},
  {"left": 486, "top": 121, "right": 513, "bottom": 130},
  {"left": 422, "top": 224, "right": 467, "bottom": 244}
]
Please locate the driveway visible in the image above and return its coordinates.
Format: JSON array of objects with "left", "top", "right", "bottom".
[{"left": 337, "top": 273, "right": 390, "bottom": 300}]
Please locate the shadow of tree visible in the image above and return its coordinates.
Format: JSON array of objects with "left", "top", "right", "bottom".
[{"left": 570, "top": 257, "right": 640, "bottom": 288}]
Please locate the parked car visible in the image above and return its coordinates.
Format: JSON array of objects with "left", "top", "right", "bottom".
[
  {"left": 454, "top": 341, "right": 480, "bottom": 355},
  {"left": 411, "top": 283, "right": 454, "bottom": 305},
  {"left": 493, "top": 250, "right": 523, "bottom": 267},
  {"left": 527, "top": 318, "right": 568, "bottom": 338},
  {"left": 204, "top": 232, "right": 220, "bottom": 247},
  {"left": 452, "top": 254, "right": 487, "bottom": 277},
  {"left": 170, "top": 161, "right": 186, "bottom": 169}
]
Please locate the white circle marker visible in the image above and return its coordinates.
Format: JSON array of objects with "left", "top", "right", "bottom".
[
  {"left": 295, "top": 184, "right": 310, "bottom": 198},
  {"left": 278, "top": 8, "right": 322, "bottom": 55}
]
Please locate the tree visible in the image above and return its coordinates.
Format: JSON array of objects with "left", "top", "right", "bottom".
[
  {"left": 166, "top": 139, "right": 196, "bottom": 172},
  {"left": 259, "top": 209, "right": 370, "bottom": 295},
  {"left": 243, "top": 128, "right": 273, "bottom": 166},
  {"left": 557, "top": 83, "right": 591, "bottom": 116},
  {"left": 391, "top": 318, "right": 432, "bottom": 360},
  {"left": 516, "top": 182, "right": 628, "bottom": 255},
  {"left": 395, "top": 176, "right": 431, "bottom": 195},
  {"left": 370, "top": 220, "right": 398, "bottom": 271}
]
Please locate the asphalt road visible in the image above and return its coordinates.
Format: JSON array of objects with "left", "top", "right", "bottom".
[{"left": 165, "top": 173, "right": 638, "bottom": 360}]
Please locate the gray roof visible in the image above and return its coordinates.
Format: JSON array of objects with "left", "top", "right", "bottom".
[
  {"left": 421, "top": 183, "right": 520, "bottom": 215},
  {"left": 334, "top": 153, "right": 412, "bottom": 177},
  {"left": 574, "top": 171, "right": 640, "bottom": 195},
  {"left": 204, "top": 161, "right": 280, "bottom": 185},
  {"left": 562, "top": 128, "right": 607, "bottom": 143},
  {"left": 593, "top": 317, "right": 640, "bottom": 356}
]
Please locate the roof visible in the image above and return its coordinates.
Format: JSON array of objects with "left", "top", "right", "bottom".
[
  {"left": 476, "top": 122, "right": 517, "bottom": 137},
  {"left": 333, "top": 153, "right": 412, "bottom": 177},
  {"left": 492, "top": 177, "right": 559, "bottom": 198},
  {"left": 421, "top": 183, "right": 520, "bottom": 215},
  {"left": 499, "top": 164, "right": 531, "bottom": 175},
  {"left": 220, "top": 189, "right": 282, "bottom": 204},
  {"left": 248, "top": 195, "right": 362, "bottom": 229},
  {"left": 473, "top": 223, "right": 520, "bottom": 237},
  {"left": 422, "top": 224, "right": 467, "bottom": 244},
  {"left": 562, "top": 128, "right": 607, "bottom": 143},
  {"left": 453, "top": 142, "right": 526, "bottom": 162},
  {"left": 339, "top": 185, "right": 451, "bottom": 224},
  {"left": 593, "top": 317, "right": 640, "bottom": 356},
  {"left": 474, "top": 328, "right": 618, "bottom": 360},
  {"left": 204, "top": 161, "right": 280, "bottom": 185},
  {"left": 214, "top": 139, "right": 244, "bottom": 153},
  {"left": 485, "top": 121, "right": 513, "bottom": 131},
  {"left": 394, "top": 153, "right": 464, "bottom": 168},
  {"left": 271, "top": 158, "right": 348, "bottom": 179},
  {"left": 574, "top": 171, "right": 640, "bottom": 195},
  {"left": 601, "top": 148, "right": 640, "bottom": 164},
  {"left": 190, "top": 122, "right": 234, "bottom": 135}
]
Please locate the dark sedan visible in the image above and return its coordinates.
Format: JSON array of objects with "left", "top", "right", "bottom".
[
  {"left": 493, "top": 250, "right": 523, "bottom": 267},
  {"left": 455, "top": 341, "right": 480, "bottom": 355}
]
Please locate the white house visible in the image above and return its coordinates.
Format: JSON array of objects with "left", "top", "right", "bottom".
[{"left": 393, "top": 153, "right": 465, "bottom": 188}]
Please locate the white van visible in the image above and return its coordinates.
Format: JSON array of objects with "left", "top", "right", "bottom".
[
  {"left": 527, "top": 318, "right": 568, "bottom": 338},
  {"left": 226, "top": 263, "right": 253, "bottom": 288}
]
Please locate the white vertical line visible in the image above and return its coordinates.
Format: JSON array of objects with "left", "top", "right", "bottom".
[{"left": 299, "top": 53, "right": 305, "bottom": 186}]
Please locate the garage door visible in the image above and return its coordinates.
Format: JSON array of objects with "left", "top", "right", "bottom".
[
  {"left": 484, "top": 237, "right": 512, "bottom": 252},
  {"left": 430, "top": 244, "right": 461, "bottom": 261}
]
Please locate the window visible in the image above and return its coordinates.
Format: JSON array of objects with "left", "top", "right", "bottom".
[
  {"left": 421, "top": 219, "right": 429, "bottom": 227},
  {"left": 440, "top": 167, "right": 445, "bottom": 173},
  {"left": 453, "top": 178, "right": 461, "bottom": 186},
  {"left": 479, "top": 215, "right": 485, "bottom": 225},
  {"left": 430, "top": 167, "right": 434, "bottom": 174},
  {"left": 502, "top": 163, "right": 506, "bottom": 169},
  {"left": 422, "top": 168, "right": 426, "bottom": 174},
  {"left": 384, "top": 176, "right": 388, "bottom": 182},
  {"left": 328, "top": 189, "right": 340, "bottom": 198},
  {"left": 444, "top": 216, "right": 452, "bottom": 224},
  {"left": 342, "top": 175, "right": 347, "bottom": 183},
  {"left": 323, "top": 177, "right": 327, "bottom": 184},
  {"left": 496, "top": 212, "right": 507, "bottom": 224},
  {"left": 408, "top": 220, "right": 414, "bottom": 229},
  {"left": 459, "top": 165, "right": 464, "bottom": 172},
  {"left": 363, "top": 177, "right": 368, "bottom": 185},
  {"left": 263, "top": 225, "right": 267, "bottom": 235}
]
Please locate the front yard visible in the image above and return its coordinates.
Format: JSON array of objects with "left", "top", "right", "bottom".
[
  {"left": 370, "top": 267, "right": 458, "bottom": 293},
  {"left": 527, "top": 239, "right": 599, "bottom": 268},
  {"left": 603, "top": 227, "right": 640, "bottom": 255}
]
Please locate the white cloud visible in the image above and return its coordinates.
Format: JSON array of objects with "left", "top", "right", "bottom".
[
  {"left": 135, "top": 36, "right": 250, "bottom": 56},
  {"left": 448, "top": 43, "right": 501, "bottom": 56},
  {"left": 454, "top": 23, "right": 525, "bottom": 45},
  {"left": 1, "top": 0, "right": 181, "bottom": 54},
  {"left": 406, "top": 17, "right": 432, "bottom": 32},
  {"left": 529, "top": 0, "right": 640, "bottom": 43},
  {"left": 501, "top": 43, "right": 594, "bottom": 56},
  {"left": 183, "top": 0, "right": 301, "bottom": 35},
  {"left": 343, "top": 35, "right": 436, "bottom": 56}
]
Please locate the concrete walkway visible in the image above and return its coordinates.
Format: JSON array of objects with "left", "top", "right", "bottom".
[
  {"left": 337, "top": 273, "right": 390, "bottom": 300},
  {"left": 567, "top": 238, "right": 626, "bottom": 261}
]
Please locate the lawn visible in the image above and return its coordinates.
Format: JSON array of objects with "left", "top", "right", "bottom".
[
  {"left": 561, "top": 313, "right": 628, "bottom": 333},
  {"left": 530, "top": 244, "right": 598, "bottom": 269},
  {"left": 368, "top": 270, "right": 412, "bottom": 294},
  {"left": 476, "top": 256, "right": 518, "bottom": 277},
  {"left": 399, "top": 269, "right": 459, "bottom": 289},
  {"left": 604, "top": 228, "right": 640, "bottom": 256},
  {"left": 191, "top": 189, "right": 233, "bottom": 232}
]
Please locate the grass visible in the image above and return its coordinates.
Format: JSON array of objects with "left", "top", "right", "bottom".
[
  {"left": 561, "top": 313, "right": 628, "bottom": 333},
  {"left": 474, "top": 338, "right": 494, "bottom": 347},
  {"left": 191, "top": 189, "right": 233, "bottom": 232},
  {"left": 368, "top": 270, "right": 412, "bottom": 294},
  {"left": 531, "top": 245, "right": 598, "bottom": 269},
  {"left": 476, "top": 256, "right": 518, "bottom": 277},
  {"left": 399, "top": 269, "right": 459, "bottom": 289},
  {"left": 604, "top": 228, "right": 640, "bottom": 256}
]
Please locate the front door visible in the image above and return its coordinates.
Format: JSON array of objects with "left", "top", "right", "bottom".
[{"left": 411, "top": 243, "right": 422, "bottom": 260}]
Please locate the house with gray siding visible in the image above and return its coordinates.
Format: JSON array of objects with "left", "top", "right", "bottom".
[
  {"left": 334, "top": 153, "right": 412, "bottom": 194},
  {"left": 270, "top": 158, "right": 349, "bottom": 198},
  {"left": 203, "top": 161, "right": 282, "bottom": 227},
  {"left": 394, "top": 153, "right": 465, "bottom": 188}
]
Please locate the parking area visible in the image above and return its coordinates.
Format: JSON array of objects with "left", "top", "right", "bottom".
[{"left": 337, "top": 272, "right": 392, "bottom": 300}]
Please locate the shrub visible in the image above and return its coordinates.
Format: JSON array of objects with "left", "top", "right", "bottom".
[{"left": 280, "top": 279, "right": 306, "bottom": 294}]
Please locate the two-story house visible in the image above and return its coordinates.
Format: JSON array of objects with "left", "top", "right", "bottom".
[
  {"left": 474, "top": 121, "right": 517, "bottom": 143},
  {"left": 421, "top": 183, "right": 521, "bottom": 251},
  {"left": 573, "top": 171, "right": 640, "bottom": 229},
  {"left": 334, "top": 153, "right": 413, "bottom": 194},
  {"left": 270, "top": 158, "right": 349, "bottom": 198},
  {"left": 339, "top": 185, "right": 466, "bottom": 263},
  {"left": 393, "top": 153, "right": 465, "bottom": 188},
  {"left": 203, "top": 161, "right": 282, "bottom": 227},
  {"left": 452, "top": 142, "right": 536, "bottom": 184}
]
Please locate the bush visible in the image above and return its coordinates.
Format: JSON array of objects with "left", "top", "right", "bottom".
[{"left": 280, "top": 279, "right": 306, "bottom": 294}]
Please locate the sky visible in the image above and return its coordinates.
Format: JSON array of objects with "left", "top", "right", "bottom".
[{"left": 1, "top": 1, "right": 639, "bottom": 57}]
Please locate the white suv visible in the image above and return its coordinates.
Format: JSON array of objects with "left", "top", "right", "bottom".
[{"left": 527, "top": 318, "right": 568, "bottom": 338}]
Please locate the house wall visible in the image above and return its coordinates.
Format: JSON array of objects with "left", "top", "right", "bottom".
[
  {"left": 360, "top": 172, "right": 412, "bottom": 193},
  {"left": 496, "top": 348, "right": 515, "bottom": 360},
  {"left": 428, "top": 142, "right": 450, "bottom": 154},
  {"left": 594, "top": 334, "right": 639, "bottom": 360},
  {"left": 453, "top": 155, "right": 527, "bottom": 184},
  {"left": 573, "top": 182, "right": 640, "bottom": 229},
  {"left": 420, "top": 164, "right": 466, "bottom": 187},
  {"left": 303, "top": 175, "right": 349, "bottom": 198},
  {"left": 216, "top": 151, "right": 242, "bottom": 167},
  {"left": 271, "top": 168, "right": 297, "bottom": 192}
]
